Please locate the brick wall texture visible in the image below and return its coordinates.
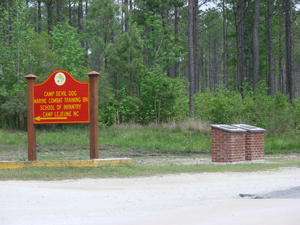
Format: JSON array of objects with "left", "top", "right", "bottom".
[
  {"left": 245, "top": 132, "right": 265, "bottom": 160},
  {"left": 211, "top": 128, "right": 245, "bottom": 163}
]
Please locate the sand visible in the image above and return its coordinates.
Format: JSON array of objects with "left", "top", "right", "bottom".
[{"left": 1, "top": 167, "right": 300, "bottom": 225}]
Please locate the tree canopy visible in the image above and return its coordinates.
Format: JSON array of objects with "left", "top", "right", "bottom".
[{"left": 1, "top": 0, "right": 300, "bottom": 129}]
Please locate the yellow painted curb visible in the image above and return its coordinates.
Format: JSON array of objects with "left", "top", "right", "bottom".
[{"left": 0, "top": 158, "right": 132, "bottom": 170}]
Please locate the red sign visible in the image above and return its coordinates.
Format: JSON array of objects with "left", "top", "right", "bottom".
[{"left": 33, "top": 70, "right": 89, "bottom": 124}]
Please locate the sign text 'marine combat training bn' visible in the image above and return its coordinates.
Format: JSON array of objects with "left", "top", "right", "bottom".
[{"left": 33, "top": 70, "right": 89, "bottom": 124}]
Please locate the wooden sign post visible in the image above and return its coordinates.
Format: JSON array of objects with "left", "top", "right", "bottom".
[
  {"left": 24, "top": 74, "right": 37, "bottom": 161},
  {"left": 87, "top": 71, "right": 99, "bottom": 159},
  {"left": 24, "top": 70, "right": 99, "bottom": 161}
]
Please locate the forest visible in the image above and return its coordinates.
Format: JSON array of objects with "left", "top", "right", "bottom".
[{"left": 1, "top": 0, "right": 300, "bottom": 135}]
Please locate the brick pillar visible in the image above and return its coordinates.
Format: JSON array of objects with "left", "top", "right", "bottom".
[
  {"left": 232, "top": 124, "right": 266, "bottom": 161},
  {"left": 210, "top": 125, "right": 246, "bottom": 163}
]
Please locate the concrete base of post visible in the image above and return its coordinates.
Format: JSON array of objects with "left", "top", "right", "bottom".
[{"left": 0, "top": 158, "right": 132, "bottom": 170}]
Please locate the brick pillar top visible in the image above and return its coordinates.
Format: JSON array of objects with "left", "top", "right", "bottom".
[
  {"left": 210, "top": 124, "right": 246, "bottom": 133},
  {"left": 231, "top": 124, "right": 266, "bottom": 133}
]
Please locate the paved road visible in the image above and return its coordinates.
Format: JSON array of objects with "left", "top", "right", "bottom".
[
  {"left": 1, "top": 168, "right": 300, "bottom": 225},
  {"left": 264, "top": 186, "right": 300, "bottom": 199}
]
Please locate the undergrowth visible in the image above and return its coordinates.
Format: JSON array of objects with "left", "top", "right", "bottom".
[{"left": 0, "top": 119, "right": 300, "bottom": 157}]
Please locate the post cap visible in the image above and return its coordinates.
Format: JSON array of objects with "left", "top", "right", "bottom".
[
  {"left": 231, "top": 124, "right": 266, "bottom": 133},
  {"left": 24, "top": 74, "right": 37, "bottom": 79},
  {"left": 87, "top": 71, "right": 100, "bottom": 76},
  {"left": 210, "top": 124, "right": 247, "bottom": 133}
]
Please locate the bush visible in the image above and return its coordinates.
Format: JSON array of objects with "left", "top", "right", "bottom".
[
  {"left": 194, "top": 89, "right": 243, "bottom": 125},
  {"left": 0, "top": 90, "right": 27, "bottom": 129},
  {"left": 193, "top": 87, "right": 299, "bottom": 135}
]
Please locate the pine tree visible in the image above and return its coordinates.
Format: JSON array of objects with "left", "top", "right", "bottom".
[
  {"left": 285, "top": 0, "right": 295, "bottom": 104},
  {"left": 188, "top": 0, "right": 195, "bottom": 118},
  {"left": 86, "top": 0, "right": 119, "bottom": 72}
]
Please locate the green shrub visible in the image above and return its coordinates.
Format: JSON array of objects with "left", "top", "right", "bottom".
[
  {"left": 194, "top": 90, "right": 213, "bottom": 122},
  {"left": 1, "top": 90, "right": 27, "bottom": 129},
  {"left": 269, "top": 92, "right": 293, "bottom": 134},
  {"left": 294, "top": 97, "right": 300, "bottom": 128},
  {"left": 172, "top": 96, "right": 189, "bottom": 121},
  {"left": 194, "top": 89, "right": 243, "bottom": 125},
  {"left": 192, "top": 84, "right": 299, "bottom": 135}
]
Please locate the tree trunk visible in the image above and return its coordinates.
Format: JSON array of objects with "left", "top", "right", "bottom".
[
  {"left": 46, "top": 0, "right": 53, "bottom": 35},
  {"left": 226, "top": 27, "right": 229, "bottom": 88},
  {"left": 279, "top": 27, "right": 283, "bottom": 93},
  {"left": 194, "top": 0, "right": 199, "bottom": 93},
  {"left": 200, "top": 45, "right": 205, "bottom": 92},
  {"left": 246, "top": 10, "right": 251, "bottom": 84},
  {"left": 235, "top": 33, "right": 240, "bottom": 91},
  {"left": 54, "top": 0, "right": 57, "bottom": 25},
  {"left": 78, "top": 0, "right": 83, "bottom": 32},
  {"left": 5, "top": 0, "right": 9, "bottom": 46},
  {"left": 174, "top": 3, "right": 179, "bottom": 78},
  {"left": 188, "top": 0, "right": 195, "bottom": 118},
  {"left": 205, "top": 59, "right": 208, "bottom": 90},
  {"left": 57, "top": 0, "right": 62, "bottom": 23},
  {"left": 69, "top": 0, "right": 72, "bottom": 25},
  {"left": 86, "top": 0, "right": 88, "bottom": 15},
  {"left": 38, "top": 1, "right": 42, "bottom": 34},
  {"left": 121, "top": 0, "right": 124, "bottom": 33},
  {"left": 232, "top": 2, "right": 239, "bottom": 90},
  {"left": 124, "top": 0, "right": 128, "bottom": 32},
  {"left": 213, "top": 39, "right": 217, "bottom": 90},
  {"left": 285, "top": 0, "right": 295, "bottom": 104},
  {"left": 234, "top": 49, "right": 238, "bottom": 90},
  {"left": 238, "top": 0, "right": 245, "bottom": 93},
  {"left": 253, "top": 0, "right": 260, "bottom": 90},
  {"left": 208, "top": 30, "right": 211, "bottom": 90},
  {"left": 267, "top": 0, "right": 273, "bottom": 96},
  {"left": 73, "top": 2, "right": 76, "bottom": 27},
  {"left": 222, "top": 0, "right": 226, "bottom": 87},
  {"left": 162, "top": 5, "right": 171, "bottom": 78},
  {"left": 274, "top": 60, "right": 277, "bottom": 93}
]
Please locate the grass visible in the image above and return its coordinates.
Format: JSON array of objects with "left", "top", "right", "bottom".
[
  {"left": 265, "top": 134, "right": 300, "bottom": 154},
  {"left": 99, "top": 125, "right": 211, "bottom": 153},
  {"left": 1, "top": 123, "right": 300, "bottom": 157},
  {"left": 0, "top": 122, "right": 212, "bottom": 162},
  {"left": 0, "top": 159, "right": 299, "bottom": 181},
  {"left": 0, "top": 122, "right": 300, "bottom": 180}
]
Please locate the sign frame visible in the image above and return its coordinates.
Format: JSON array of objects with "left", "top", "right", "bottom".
[{"left": 25, "top": 70, "right": 99, "bottom": 161}]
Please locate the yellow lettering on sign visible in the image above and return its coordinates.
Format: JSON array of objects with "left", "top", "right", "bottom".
[
  {"left": 56, "top": 91, "right": 67, "bottom": 96},
  {"left": 54, "top": 111, "right": 72, "bottom": 117},
  {"left": 34, "top": 98, "right": 47, "bottom": 104},
  {"left": 73, "top": 111, "right": 79, "bottom": 116},
  {"left": 43, "top": 112, "right": 53, "bottom": 117},
  {"left": 68, "top": 90, "right": 77, "bottom": 96},
  {"left": 63, "top": 104, "right": 81, "bottom": 110},
  {"left": 83, "top": 97, "right": 88, "bottom": 102},
  {"left": 40, "top": 105, "right": 55, "bottom": 111},
  {"left": 44, "top": 91, "right": 54, "bottom": 97},
  {"left": 64, "top": 97, "right": 81, "bottom": 103},
  {"left": 48, "top": 98, "right": 63, "bottom": 103}
]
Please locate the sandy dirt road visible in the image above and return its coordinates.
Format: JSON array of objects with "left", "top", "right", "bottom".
[{"left": 1, "top": 167, "right": 300, "bottom": 225}]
